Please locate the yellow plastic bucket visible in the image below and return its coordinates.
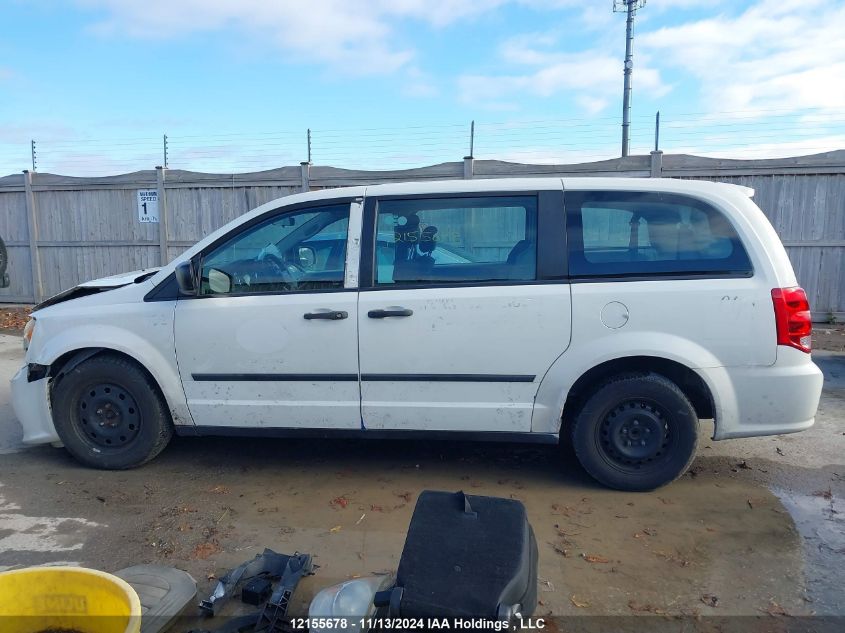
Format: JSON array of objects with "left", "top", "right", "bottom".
[{"left": 0, "top": 567, "right": 141, "bottom": 633}]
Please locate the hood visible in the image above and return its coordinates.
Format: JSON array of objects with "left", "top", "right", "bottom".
[
  {"left": 77, "top": 267, "right": 161, "bottom": 288},
  {"left": 34, "top": 267, "right": 161, "bottom": 311}
]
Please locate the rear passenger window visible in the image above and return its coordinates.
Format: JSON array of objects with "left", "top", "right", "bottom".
[
  {"left": 374, "top": 196, "right": 537, "bottom": 285},
  {"left": 567, "top": 191, "right": 752, "bottom": 278}
]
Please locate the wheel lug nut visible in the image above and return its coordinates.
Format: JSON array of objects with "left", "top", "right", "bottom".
[
  {"left": 640, "top": 440, "right": 646, "bottom": 446},
  {"left": 622, "top": 428, "right": 628, "bottom": 435},
  {"left": 633, "top": 420, "right": 639, "bottom": 426},
  {"left": 626, "top": 441, "right": 631, "bottom": 447}
]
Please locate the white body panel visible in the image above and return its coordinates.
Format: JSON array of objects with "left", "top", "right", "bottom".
[
  {"left": 10, "top": 177, "right": 822, "bottom": 451},
  {"left": 173, "top": 292, "right": 361, "bottom": 429},
  {"left": 358, "top": 284, "right": 571, "bottom": 432}
]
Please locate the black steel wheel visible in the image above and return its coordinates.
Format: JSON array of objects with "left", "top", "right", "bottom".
[
  {"left": 77, "top": 382, "right": 142, "bottom": 449},
  {"left": 571, "top": 374, "right": 698, "bottom": 491},
  {"left": 51, "top": 353, "right": 173, "bottom": 469}
]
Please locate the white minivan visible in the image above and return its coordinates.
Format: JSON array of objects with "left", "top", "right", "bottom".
[{"left": 11, "top": 178, "right": 823, "bottom": 490}]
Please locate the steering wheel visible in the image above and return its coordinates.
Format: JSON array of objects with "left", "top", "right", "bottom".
[{"left": 261, "top": 252, "right": 305, "bottom": 285}]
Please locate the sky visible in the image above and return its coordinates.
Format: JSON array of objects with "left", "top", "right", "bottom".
[{"left": 1, "top": 0, "right": 844, "bottom": 175}]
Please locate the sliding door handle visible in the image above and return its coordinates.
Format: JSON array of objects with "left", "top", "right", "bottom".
[
  {"left": 368, "top": 307, "right": 413, "bottom": 319},
  {"left": 304, "top": 310, "right": 348, "bottom": 320}
]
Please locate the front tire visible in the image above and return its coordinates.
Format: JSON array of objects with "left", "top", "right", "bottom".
[
  {"left": 571, "top": 374, "right": 698, "bottom": 491},
  {"left": 51, "top": 354, "right": 173, "bottom": 469}
]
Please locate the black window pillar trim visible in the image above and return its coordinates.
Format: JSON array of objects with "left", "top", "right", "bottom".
[
  {"left": 537, "top": 189, "right": 567, "bottom": 280},
  {"left": 359, "top": 196, "right": 378, "bottom": 290}
]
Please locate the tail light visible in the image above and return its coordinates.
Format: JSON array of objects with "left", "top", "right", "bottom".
[{"left": 771, "top": 287, "right": 812, "bottom": 353}]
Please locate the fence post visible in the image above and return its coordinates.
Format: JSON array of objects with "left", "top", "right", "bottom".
[
  {"left": 300, "top": 161, "right": 311, "bottom": 192},
  {"left": 463, "top": 156, "right": 474, "bottom": 179},
  {"left": 654, "top": 111, "right": 660, "bottom": 152},
  {"left": 23, "top": 170, "right": 44, "bottom": 303},
  {"left": 156, "top": 166, "right": 169, "bottom": 265},
  {"left": 307, "top": 129, "right": 312, "bottom": 164},
  {"left": 650, "top": 150, "right": 663, "bottom": 178}
]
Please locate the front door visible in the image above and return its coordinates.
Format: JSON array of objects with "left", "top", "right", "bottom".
[
  {"left": 357, "top": 190, "right": 571, "bottom": 433},
  {"left": 174, "top": 200, "right": 361, "bottom": 430}
]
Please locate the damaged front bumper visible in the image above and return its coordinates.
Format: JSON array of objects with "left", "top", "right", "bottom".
[{"left": 10, "top": 365, "right": 60, "bottom": 445}]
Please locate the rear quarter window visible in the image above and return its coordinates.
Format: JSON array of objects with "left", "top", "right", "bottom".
[{"left": 566, "top": 191, "right": 753, "bottom": 278}]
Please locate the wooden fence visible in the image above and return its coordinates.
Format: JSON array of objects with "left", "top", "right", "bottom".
[{"left": 1, "top": 151, "right": 843, "bottom": 320}]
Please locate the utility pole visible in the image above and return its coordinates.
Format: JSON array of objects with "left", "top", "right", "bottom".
[{"left": 614, "top": 0, "right": 646, "bottom": 157}]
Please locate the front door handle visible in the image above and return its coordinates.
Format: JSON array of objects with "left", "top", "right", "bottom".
[
  {"left": 304, "top": 310, "right": 348, "bottom": 320},
  {"left": 367, "top": 307, "right": 414, "bottom": 319}
]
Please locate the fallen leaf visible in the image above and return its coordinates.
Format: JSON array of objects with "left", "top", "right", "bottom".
[
  {"left": 330, "top": 496, "right": 349, "bottom": 509},
  {"left": 209, "top": 485, "right": 229, "bottom": 494},
  {"left": 395, "top": 491, "right": 412, "bottom": 502},
  {"left": 552, "top": 544, "right": 570, "bottom": 557},
  {"left": 551, "top": 504, "right": 575, "bottom": 516},
  {"left": 762, "top": 601, "right": 789, "bottom": 616},
  {"left": 370, "top": 504, "right": 384, "bottom": 512},
  {"left": 776, "top": 447, "right": 785, "bottom": 456},
  {"left": 654, "top": 550, "right": 691, "bottom": 567},
  {"left": 207, "top": 572, "right": 216, "bottom": 581},
  {"left": 329, "top": 525, "right": 342, "bottom": 533},
  {"left": 191, "top": 541, "right": 221, "bottom": 560},
  {"left": 737, "top": 460, "right": 751, "bottom": 470},
  {"left": 581, "top": 553, "right": 610, "bottom": 564},
  {"left": 0, "top": 308, "right": 31, "bottom": 331},
  {"left": 747, "top": 499, "right": 754, "bottom": 509},
  {"left": 701, "top": 594, "right": 719, "bottom": 608},
  {"left": 570, "top": 596, "right": 590, "bottom": 608},
  {"left": 628, "top": 600, "right": 665, "bottom": 614},
  {"left": 812, "top": 488, "right": 833, "bottom": 500}
]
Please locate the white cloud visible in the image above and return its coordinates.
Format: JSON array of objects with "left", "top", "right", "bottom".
[
  {"left": 641, "top": 0, "right": 845, "bottom": 113},
  {"left": 458, "top": 36, "right": 667, "bottom": 111},
  {"left": 576, "top": 95, "right": 610, "bottom": 116},
  {"left": 458, "top": 0, "right": 844, "bottom": 120},
  {"left": 74, "top": 0, "right": 510, "bottom": 75}
]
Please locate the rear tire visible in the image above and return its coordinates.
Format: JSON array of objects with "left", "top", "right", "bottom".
[
  {"left": 571, "top": 373, "right": 698, "bottom": 491},
  {"left": 51, "top": 354, "right": 173, "bottom": 469}
]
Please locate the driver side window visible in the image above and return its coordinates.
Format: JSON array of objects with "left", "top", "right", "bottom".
[{"left": 200, "top": 203, "right": 350, "bottom": 296}]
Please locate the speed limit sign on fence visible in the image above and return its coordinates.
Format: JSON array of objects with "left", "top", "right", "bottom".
[{"left": 137, "top": 189, "right": 159, "bottom": 223}]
